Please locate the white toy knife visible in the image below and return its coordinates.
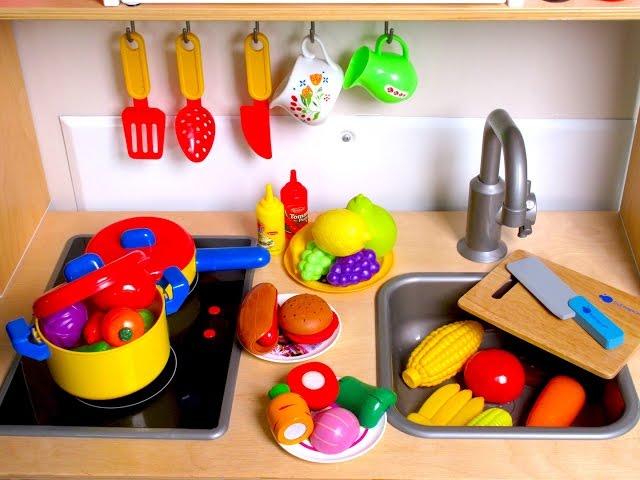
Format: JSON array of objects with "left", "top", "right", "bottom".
[{"left": 507, "top": 257, "right": 624, "bottom": 350}]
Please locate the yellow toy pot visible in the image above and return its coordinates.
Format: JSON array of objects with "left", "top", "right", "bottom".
[
  {"left": 40, "top": 290, "right": 168, "bottom": 400},
  {"left": 8, "top": 288, "right": 170, "bottom": 401},
  {"left": 6, "top": 251, "right": 177, "bottom": 400}
]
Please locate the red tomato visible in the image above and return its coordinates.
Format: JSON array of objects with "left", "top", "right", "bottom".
[
  {"left": 101, "top": 307, "right": 145, "bottom": 347},
  {"left": 463, "top": 349, "right": 525, "bottom": 404},
  {"left": 83, "top": 310, "right": 104, "bottom": 344},
  {"left": 603, "top": 380, "right": 626, "bottom": 423}
]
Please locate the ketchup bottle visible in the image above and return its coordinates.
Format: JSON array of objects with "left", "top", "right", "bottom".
[{"left": 280, "top": 170, "right": 308, "bottom": 240}]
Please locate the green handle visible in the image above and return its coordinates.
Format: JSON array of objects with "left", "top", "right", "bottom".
[{"left": 375, "top": 34, "right": 410, "bottom": 60}]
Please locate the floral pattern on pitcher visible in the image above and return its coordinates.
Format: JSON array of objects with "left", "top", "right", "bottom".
[{"left": 289, "top": 72, "right": 332, "bottom": 123}]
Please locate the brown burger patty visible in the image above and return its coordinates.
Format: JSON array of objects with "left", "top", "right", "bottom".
[{"left": 279, "top": 294, "right": 333, "bottom": 335}]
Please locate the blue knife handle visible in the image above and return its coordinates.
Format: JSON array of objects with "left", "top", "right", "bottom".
[{"left": 568, "top": 296, "right": 624, "bottom": 350}]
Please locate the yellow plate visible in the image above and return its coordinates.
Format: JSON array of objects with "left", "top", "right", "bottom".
[{"left": 283, "top": 223, "right": 393, "bottom": 293}]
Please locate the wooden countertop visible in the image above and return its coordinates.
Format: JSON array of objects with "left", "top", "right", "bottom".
[{"left": 0, "top": 211, "right": 638, "bottom": 479}]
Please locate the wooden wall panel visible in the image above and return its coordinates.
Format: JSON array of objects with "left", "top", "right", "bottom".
[
  {"left": 0, "top": 21, "right": 49, "bottom": 295},
  {"left": 621, "top": 110, "right": 640, "bottom": 269}
]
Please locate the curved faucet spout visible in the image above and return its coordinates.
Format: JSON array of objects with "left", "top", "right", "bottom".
[
  {"left": 457, "top": 109, "right": 537, "bottom": 263},
  {"left": 479, "top": 109, "right": 528, "bottom": 227}
]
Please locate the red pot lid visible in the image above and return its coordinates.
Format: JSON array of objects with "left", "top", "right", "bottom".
[
  {"left": 34, "top": 250, "right": 151, "bottom": 319},
  {"left": 86, "top": 217, "right": 195, "bottom": 281}
]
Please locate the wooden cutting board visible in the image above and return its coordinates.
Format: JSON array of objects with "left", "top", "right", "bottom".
[{"left": 458, "top": 250, "right": 640, "bottom": 379}]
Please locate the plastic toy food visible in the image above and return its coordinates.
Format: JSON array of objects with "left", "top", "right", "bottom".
[
  {"left": 297, "top": 242, "right": 334, "bottom": 281},
  {"left": 311, "top": 209, "right": 370, "bottom": 257},
  {"left": 267, "top": 383, "right": 314, "bottom": 445},
  {"left": 336, "top": 376, "right": 397, "bottom": 428},
  {"left": 526, "top": 375, "right": 586, "bottom": 427},
  {"left": 287, "top": 362, "right": 339, "bottom": 410},
  {"left": 310, "top": 407, "right": 360, "bottom": 454},
  {"left": 101, "top": 307, "right": 145, "bottom": 347},
  {"left": 326, "top": 249, "right": 380, "bottom": 287},
  {"left": 237, "top": 283, "right": 279, "bottom": 354},
  {"left": 40, "top": 302, "right": 88, "bottom": 349},
  {"left": 604, "top": 380, "right": 626, "bottom": 423},
  {"left": 467, "top": 407, "right": 513, "bottom": 427},
  {"left": 402, "top": 320, "right": 484, "bottom": 388},
  {"left": 346, "top": 194, "right": 397, "bottom": 257},
  {"left": 279, "top": 294, "right": 338, "bottom": 344},
  {"left": 83, "top": 310, "right": 104, "bottom": 344},
  {"left": 463, "top": 349, "right": 525, "bottom": 404},
  {"left": 407, "top": 383, "right": 484, "bottom": 427},
  {"left": 138, "top": 308, "right": 155, "bottom": 331},
  {"left": 73, "top": 341, "right": 111, "bottom": 353}
]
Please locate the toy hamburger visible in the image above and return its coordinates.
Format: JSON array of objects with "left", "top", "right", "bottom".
[{"left": 279, "top": 294, "right": 338, "bottom": 344}]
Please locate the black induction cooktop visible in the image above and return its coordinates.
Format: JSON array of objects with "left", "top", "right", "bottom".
[{"left": 0, "top": 235, "right": 254, "bottom": 439}]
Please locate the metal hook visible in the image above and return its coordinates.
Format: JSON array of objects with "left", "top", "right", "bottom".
[
  {"left": 253, "top": 21, "right": 259, "bottom": 44},
  {"left": 182, "top": 20, "right": 191, "bottom": 44},
  {"left": 384, "top": 21, "right": 394, "bottom": 44},
  {"left": 125, "top": 21, "right": 135, "bottom": 43},
  {"left": 310, "top": 21, "right": 315, "bottom": 43}
]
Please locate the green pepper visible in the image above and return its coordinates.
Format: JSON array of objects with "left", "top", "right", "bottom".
[
  {"left": 73, "top": 341, "right": 111, "bottom": 353},
  {"left": 138, "top": 309, "right": 155, "bottom": 331}
]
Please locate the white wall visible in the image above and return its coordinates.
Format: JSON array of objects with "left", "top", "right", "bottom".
[{"left": 13, "top": 20, "right": 640, "bottom": 211}]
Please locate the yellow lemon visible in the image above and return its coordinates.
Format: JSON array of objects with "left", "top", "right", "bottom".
[{"left": 311, "top": 209, "right": 370, "bottom": 257}]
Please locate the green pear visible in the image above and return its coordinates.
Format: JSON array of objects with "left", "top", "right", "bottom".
[{"left": 346, "top": 194, "right": 397, "bottom": 257}]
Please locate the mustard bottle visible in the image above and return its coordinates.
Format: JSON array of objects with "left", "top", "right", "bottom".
[{"left": 256, "top": 184, "right": 285, "bottom": 255}]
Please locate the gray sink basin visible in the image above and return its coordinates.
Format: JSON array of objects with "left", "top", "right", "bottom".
[{"left": 376, "top": 273, "right": 639, "bottom": 439}]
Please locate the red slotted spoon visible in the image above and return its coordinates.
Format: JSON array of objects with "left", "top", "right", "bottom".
[{"left": 175, "top": 29, "right": 215, "bottom": 162}]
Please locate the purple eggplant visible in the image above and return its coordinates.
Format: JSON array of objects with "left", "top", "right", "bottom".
[{"left": 40, "top": 302, "right": 88, "bottom": 349}]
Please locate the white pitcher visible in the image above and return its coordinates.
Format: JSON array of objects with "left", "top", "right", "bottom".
[{"left": 271, "top": 35, "right": 343, "bottom": 125}]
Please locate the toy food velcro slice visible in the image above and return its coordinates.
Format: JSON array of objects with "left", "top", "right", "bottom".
[{"left": 237, "top": 283, "right": 278, "bottom": 354}]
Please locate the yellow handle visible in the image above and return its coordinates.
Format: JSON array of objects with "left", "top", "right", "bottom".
[
  {"left": 244, "top": 33, "right": 272, "bottom": 101},
  {"left": 120, "top": 31, "right": 150, "bottom": 100},
  {"left": 176, "top": 32, "right": 205, "bottom": 100}
]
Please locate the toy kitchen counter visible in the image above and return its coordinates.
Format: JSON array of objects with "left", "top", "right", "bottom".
[{"left": 0, "top": 210, "right": 638, "bottom": 480}]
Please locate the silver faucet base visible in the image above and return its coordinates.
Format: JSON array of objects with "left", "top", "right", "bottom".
[{"left": 457, "top": 238, "right": 507, "bottom": 264}]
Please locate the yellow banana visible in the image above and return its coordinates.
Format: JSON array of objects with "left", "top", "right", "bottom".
[{"left": 407, "top": 383, "right": 485, "bottom": 427}]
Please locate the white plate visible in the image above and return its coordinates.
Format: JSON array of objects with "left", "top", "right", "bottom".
[
  {"left": 279, "top": 413, "right": 387, "bottom": 463},
  {"left": 248, "top": 293, "right": 341, "bottom": 364}
]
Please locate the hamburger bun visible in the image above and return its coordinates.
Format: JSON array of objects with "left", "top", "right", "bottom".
[{"left": 279, "top": 294, "right": 333, "bottom": 335}]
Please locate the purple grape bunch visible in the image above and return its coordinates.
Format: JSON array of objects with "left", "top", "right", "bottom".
[{"left": 326, "top": 249, "right": 380, "bottom": 287}]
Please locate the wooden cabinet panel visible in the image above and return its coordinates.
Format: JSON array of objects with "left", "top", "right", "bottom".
[{"left": 0, "top": 22, "right": 49, "bottom": 294}]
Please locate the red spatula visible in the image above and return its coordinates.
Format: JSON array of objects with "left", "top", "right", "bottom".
[
  {"left": 240, "top": 31, "right": 272, "bottom": 159},
  {"left": 175, "top": 29, "right": 215, "bottom": 163},
  {"left": 119, "top": 29, "right": 165, "bottom": 160}
]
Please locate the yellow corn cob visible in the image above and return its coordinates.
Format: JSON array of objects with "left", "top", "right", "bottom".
[
  {"left": 407, "top": 383, "right": 485, "bottom": 427},
  {"left": 467, "top": 407, "right": 513, "bottom": 427},
  {"left": 402, "top": 320, "right": 484, "bottom": 388}
]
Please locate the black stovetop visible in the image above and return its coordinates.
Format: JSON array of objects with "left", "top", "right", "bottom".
[{"left": 0, "top": 236, "right": 253, "bottom": 439}]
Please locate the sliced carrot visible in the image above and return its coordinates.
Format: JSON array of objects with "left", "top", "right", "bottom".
[{"left": 526, "top": 375, "right": 586, "bottom": 427}]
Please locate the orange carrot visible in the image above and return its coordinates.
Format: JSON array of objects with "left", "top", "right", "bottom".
[{"left": 526, "top": 375, "right": 586, "bottom": 427}]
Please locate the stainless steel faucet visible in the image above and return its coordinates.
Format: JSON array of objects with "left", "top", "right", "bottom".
[{"left": 457, "top": 109, "right": 537, "bottom": 263}]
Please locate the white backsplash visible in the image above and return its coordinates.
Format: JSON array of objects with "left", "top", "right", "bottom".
[{"left": 60, "top": 115, "right": 634, "bottom": 212}]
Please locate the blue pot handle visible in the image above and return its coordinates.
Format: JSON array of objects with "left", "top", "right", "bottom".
[
  {"left": 195, "top": 246, "right": 270, "bottom": 273},
  {"left": 159, "top": 266, "right": 190, "bottom": 315},
  {"left": 5, "top": 318, "right": 51, "bottom": 361},
  {"left": 120, "top": 228, "right": 156, "bottom": 248},
  {"left": 64, "top": 253, "right": 105, "bottom": 282}
]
